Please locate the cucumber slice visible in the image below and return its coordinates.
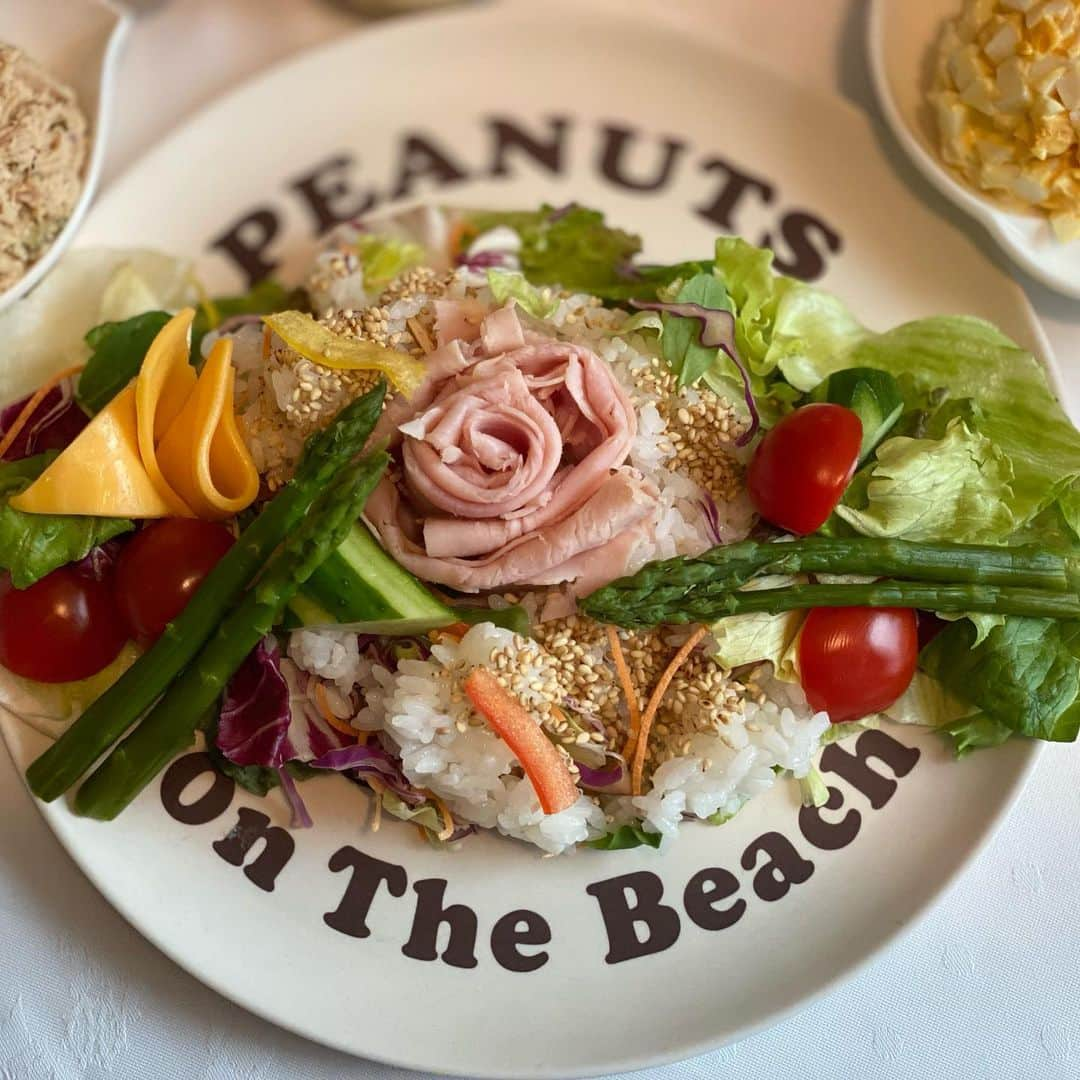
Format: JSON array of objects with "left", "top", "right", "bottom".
[
  {"left": 290, "top": 522, "right": 455, "bottom": 631},
  {"left": 811, "top": 367, "right": 904, "bottom": 463},
  {"left": 456, "top": 604, "right": 533, "bottom": 637},
  {"left": 290, "top": 522, "right": 535, "bottom": 638}
]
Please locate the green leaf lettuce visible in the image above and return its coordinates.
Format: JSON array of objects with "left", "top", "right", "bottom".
[{"left": 0, "top": 455, "right": 132, "bottom": 589}]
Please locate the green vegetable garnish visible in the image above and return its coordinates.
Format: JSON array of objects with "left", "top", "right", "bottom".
[
  {"left": 811, "top": 367, "right": 904, "bottom": 464},
  {"left": 936, "top": 713, "right": 1013, "bottom": 758},
  {"left": 73, "top": 448, "right": 390, "bottom": 820},
  {"left": 585, "top": 823, "right": 663, "bottom": 851},
  {"left": 835, "top": 418, "right": 1016, "bottom": 543},
  {"left": 485, "top": 269, "right": 559, "bottom": 318},
  {"left": 464, "top": 205, "right": 642, "bottom": 295},
  {"left": 354, "top": 234, "right": 425, "bottom": 291},
  {"left": 0, "top": 454, "right": 131, "bottom": 588},
  {"left": 920, "top": 617, "right": 1080, "bottom": 743},
  {"left": 661, "top": 273, "right": 731, "bottom": 388},
  {"left": 25, "top": 382, "right": 387, "bottom": 804},
  {"left": 75, "top": 311, "right": 172, "bottom": 415},
  {"left": 581, "top": 536, "right": 1080, "bottom": 629}
]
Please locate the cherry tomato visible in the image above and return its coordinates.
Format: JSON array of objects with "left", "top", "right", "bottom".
[
  {"left": 798, "top": 606, "right": 918, "bottom": 722},
  {"left": 747, "top": 403, "right": 863, "bottom": 534},
  {"left": 114, "top": 519, "right": 234, "bottom": 643},
  {"left": 0, "top": 567, "right": 128, "bottom": 682}
]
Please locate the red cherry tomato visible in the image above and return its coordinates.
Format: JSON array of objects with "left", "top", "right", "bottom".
[
  {"left": 114, "top": 519, "right": 234, "bottom": 644},
  {"left": 747, "top": 403, "right": 863, "bottom": 534},
  {"left": 798, "top": 607, "right": 918, "bottom": 722},
  {"left": 0, "top": 567, "right": 128, "bottom": 683}
]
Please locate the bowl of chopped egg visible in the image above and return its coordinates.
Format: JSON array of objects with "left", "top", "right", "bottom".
[
  {"left": 869, "top": 0, "right": 1080, "bottom": 299},
  {"left": 0, "top": 0, "right": 131, "bottom": 312}
]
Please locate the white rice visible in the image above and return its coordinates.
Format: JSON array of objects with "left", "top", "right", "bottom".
[
  {"left": 356, "top": 623, "right": 606, "bottom": 854},
  {"left": 631, "top": 698, "right": 830, "bottom": 842},
  {"left": 288, "top": 628, "right": 366, "bottom": 695},
  {"left": 291, "top": 617, "right": 830, "bottom": 855}
]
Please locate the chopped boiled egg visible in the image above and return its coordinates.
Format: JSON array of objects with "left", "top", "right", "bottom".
[{"left": 930, "top": 0, "right": 1080, "bottom": 241}]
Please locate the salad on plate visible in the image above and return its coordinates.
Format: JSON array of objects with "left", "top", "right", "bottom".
[{"left": 2, "top": 203, "right": 1079, "bottom": 856}]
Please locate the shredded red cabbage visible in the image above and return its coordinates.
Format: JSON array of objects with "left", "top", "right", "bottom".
[
  {"left": 217, "top": 637, "right": 352, "bottom": 768},
  {"left": 629, "top": 299, "right": 759, "bottom": 445},
  {"left": 575, "top": 760, "right": 624, "bottom": 789},
  {"left": 277, "top": 767, "right": 313, "bottom": 829},
  {"left": 445, "top": 823, "right": 478, "bottom": 843},
  {"left": 71, "top": 538, "right": 127, "bottom": 582},
  {"left": 218, "top": 638, "right": 293, "bottom": 767},
  {"left": 309, "top": 742, "right": 427, "bottom": 807},
  {"left": 455, "top": 249, "right": 516, "bottom": 272},
  {"left": 0, "top": 380, "right": 88, "bottom": 461},
  {"left": 698, "top": 493, "right": 724, "bottom": 546}
]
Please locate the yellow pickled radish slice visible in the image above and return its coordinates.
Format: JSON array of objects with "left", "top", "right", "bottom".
[
  {"left": 136, "top": 307, "right": 197, "bottom": 516},
  {"left": 263, "top": 310, "right": 426, "bottom": 398},
  {"left": 9, "top": 385, "right": 176, "bottom": 518},
  {"left": 155, "top": 337, "right": 259, "bottom": 521}
]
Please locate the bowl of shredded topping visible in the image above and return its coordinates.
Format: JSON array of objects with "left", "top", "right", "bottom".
[
  {"left": 869, "top": 0, "right": 1080, "bottom": 298},
  {"left": 0, "top": 0, "right": 130, "bottom": 311}
]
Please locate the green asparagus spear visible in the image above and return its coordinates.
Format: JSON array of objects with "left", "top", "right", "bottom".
[
  {"left": 26, "top": 382, "right": 387, "bottom": 803},
  {"left": 72, "top": 450, "right": 389, "bottom": 821},
  {"left": 581, "top": 537, "right": 1080, "bottom": 628},
  {"left": 587, "top": 580, "right": 1080, "bottom": 629}
]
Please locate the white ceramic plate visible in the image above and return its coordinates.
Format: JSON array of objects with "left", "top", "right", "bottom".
[
  {"left": 868, "top": 0, "right": 1080, "bottom": 300},
  {"left": 0, "top": 0, "right": 131, "bottom": 312},
  {"left": 0, "top": 1, "right": 1061, "bottom": 1075}
]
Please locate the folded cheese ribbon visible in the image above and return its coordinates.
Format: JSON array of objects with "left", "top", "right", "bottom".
[
  {"left": 156, "top": 336, "right": 259, "bottom": 519},
  {"left": 12, "top": 309, "right": 259, "bottom": 521},
  {"left": 136, "top": 307, "right": 199, "bottom": 516},
  {"left": 7, "top": 384, "right": 177, "bottom": 517}
]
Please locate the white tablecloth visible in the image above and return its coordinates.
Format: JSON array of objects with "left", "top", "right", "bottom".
[{"left": 3, "top": 2, "right": 1079, "bottom": 1077}]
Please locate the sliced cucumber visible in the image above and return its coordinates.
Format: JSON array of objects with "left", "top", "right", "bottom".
[
  {"left": 456, "top": 604, "right": 533, "bottom": 637},
  {"left": 290, "top": 522, "right": 455, "bottom": 633},
  {"left": 290, "top": 521, "right": 537, "bottom": 638},
  {"left": 811, "top": 367, "right": 904, "bottom": 463}
]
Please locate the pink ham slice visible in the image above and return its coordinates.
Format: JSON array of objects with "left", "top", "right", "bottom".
[
  {"left": 365, "top": 303, "right": 655, "bottom": 591},
  {"left": 365, "top": 469, "right": 654, "bottom": 592},
  {"left": 402, "top": 365, "right": 563, "bottom": 522},
  {"left": 407, "top": 346, "right": 637, "bottom": 555}
]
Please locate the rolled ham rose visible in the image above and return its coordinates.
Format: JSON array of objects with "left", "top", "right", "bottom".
[{"left": 364, "top": 303, "right": 656, "bottom": 592}]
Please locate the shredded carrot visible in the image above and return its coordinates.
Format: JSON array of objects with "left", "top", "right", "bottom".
[
  {"left": 406, "top": 316, "right": 435, "bottom": 355},
  {"left": 313, "top": 682, "right": 359, "bottom": 740},
  {"left": 606, "top": 625, "right": 642, "bottom": 762},
  {"left": 631, "top": 626, "right": 708, "bottom": 796},
  {"left": 429, "top": 621, "right": 470, "bottom": 645},
  {"left": 0, "top": 365, "right": 85, "bottom": 460},
  {"left": 261, "top": 324, "right": 272, "bottom": 360},
  {"left": 447, "top": 219, "right": 470, "bottom": 261},
  {"left": 415, "top": 824, "right": 429, "bottom": 842}
]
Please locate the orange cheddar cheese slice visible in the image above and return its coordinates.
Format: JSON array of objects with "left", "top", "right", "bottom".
[
  {"left": 9, "top": 385, "right": 176, "bottom": 518},
  {"left": 155, "top": 337, "right": 259, "bottom": 521},
  {"left": 136, "top": 308, "right": 197, "bottom": 517}
]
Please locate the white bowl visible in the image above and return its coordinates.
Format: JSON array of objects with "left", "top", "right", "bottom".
[
  {"left": 868, "top": 0, "right": 1080, "bottom": 300},
  {"left": 0, "top": 0, "right": 131, "bottom": 313}
]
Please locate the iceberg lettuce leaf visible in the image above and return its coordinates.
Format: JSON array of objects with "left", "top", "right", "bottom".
[{"left": 835, "top": 418, "right": 1016, "bottom": 542}]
